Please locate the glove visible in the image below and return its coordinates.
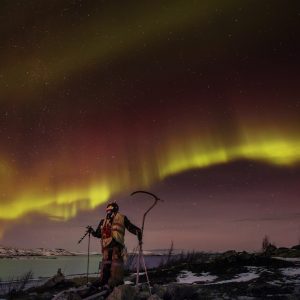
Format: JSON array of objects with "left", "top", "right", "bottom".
[{"left": 87, "top": 226, "right": 94, "bottom": 234}]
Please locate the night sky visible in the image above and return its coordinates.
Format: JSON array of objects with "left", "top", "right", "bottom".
[{"left": 0, "top": 0, "right": 300, "bottom": 252}]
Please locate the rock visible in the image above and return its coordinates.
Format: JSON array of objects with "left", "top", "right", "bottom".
[
  {"left": 238, "top": 251, "right": 252, "bottom": 261},
  {"left": 137, "top": 283, "right": 150, "bottom": 292},
  {"left": 28, "top": 292, "right": 39, "bottom": 300},
  {"left": 66, "top": 291, "right": 82, "bottom": 300},
  {"left": 151, "top": 284, "right": 167, "bottom": 299},
  {"left": 272, "top": 246, "right": 300, "bottom": 258},
  {"left": 221, "top": 250, "right": 237, "bottom": 258},
  {"left": 41, "top": 292, "right": 52, "bottom": 300},
  {"left": 43, "top": 268, "right": 65, "bottom": 288},
  {"left": 52, "top": 288, "right": 86, "bottom": 300},
  {"left": 247, "top": 281, "right": 293, "bottom": 297},
  {"left": 106, "top": 285, "right": 137, "bottom": 300},
  {"left": 135, "top": 291, "right": 151, "bottom": 300},
  {"left": 214, "top": 250, "right": 242, "bottom": 266},
  {"left": 285, "top": 296, "right": 300, "bottom": 300},
  {"left": 147, "top": 295, "right": 162, "bottom": 300},
  {"left": 264, "top": 244, "right": 277, "bottom": 256},
  {"left": 274, "top": 247, "right": 290, "bottom": 256},
  {"left": 133, "top": 283, "right": 151, "bottom": 299},
  {"left": 164, "top": 283, "right": 197, "bottom": 300},
  {"left": 294, "top": 285, "right": 300, "bottom": 294},
  {"left": 291, "top": 244, "right": 300, "bottom": 250}
]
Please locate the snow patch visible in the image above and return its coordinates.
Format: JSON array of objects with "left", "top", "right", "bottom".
[
  {"left": 267, "top": 280, "right": 283, "bottom": 286},
  {"left": 207, "top": 270, "right": 259, "bottom": 285},
  {"left": 280, "top": 267, "right": 300, "bottom": 277},
  {"left": 273, "top": 257, "right": 300, "bottom": 262},
  {"left": 177, "top": 271, "right": 217, "bottom": 284}
]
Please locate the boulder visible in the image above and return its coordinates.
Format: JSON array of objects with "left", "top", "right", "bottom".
[
  {"left": 106, "top": 285, "right": 137, "bottom": 300},
  {"left": 43, "top": 268, "right": 65, "bottom": 288},
  {"left": 151, "top": 284, "right": 167, "bottom": 299}
]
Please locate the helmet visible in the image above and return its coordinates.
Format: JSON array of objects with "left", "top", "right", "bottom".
[{"left": 106, "top": 201, "right": 119, "bottom": 213}]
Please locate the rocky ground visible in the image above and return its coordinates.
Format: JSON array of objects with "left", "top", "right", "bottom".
[{"left": 1, "top": 246, "right": 300, "bottom": 300}]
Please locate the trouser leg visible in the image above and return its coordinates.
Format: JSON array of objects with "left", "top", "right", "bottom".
[
  {"left": 100, "top": 247, "right": 112, "bottom": 286},
  {"left": 108, "top": 244, "right": 124, "bottom": 288}
]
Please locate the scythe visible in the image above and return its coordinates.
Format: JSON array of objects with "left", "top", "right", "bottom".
[{"left": 130, "top": 190, "right": 163, "bottom": 291}]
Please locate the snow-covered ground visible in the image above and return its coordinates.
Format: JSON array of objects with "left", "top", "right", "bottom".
[
  {"left": 177, "top": 268, "right": 259, "bottom": 285},
  {"left": 177, "top": 265, "right": 300, "bottom": 287}
]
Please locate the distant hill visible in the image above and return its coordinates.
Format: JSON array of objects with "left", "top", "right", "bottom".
[{"left": 0, "top": 246, "right": 75, "bottom": 257}]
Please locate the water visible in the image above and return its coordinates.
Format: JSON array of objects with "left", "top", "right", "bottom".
[
  {"left": 0, "top": 255, "right": 168, "bottom": 281},
  {"left": 0, "top": 256, "right": 101, "bottom": 281}
]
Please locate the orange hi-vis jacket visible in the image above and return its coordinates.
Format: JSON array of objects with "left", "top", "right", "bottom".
[
  {"left": 92, "top": 212, "right": 142, "bottom": 249},
  {"left": 101, "top": 213, "right": 125, "bottom": 248}
]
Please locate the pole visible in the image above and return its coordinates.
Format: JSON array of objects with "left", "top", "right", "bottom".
[
  {"left": 136, "top": 246, "right": 141, "bottom": 285},
  {"left": 141, "top": 248, "right": 151, "bottom": 292},
  {"left": 78, "top": 230, "right": 89, "bottom": 244},
  {"left": 87, "top": 231, "right": 91, "bottom": 284},
  {"left": 78, "top": 227, "right": 91, "bottom": 285}
]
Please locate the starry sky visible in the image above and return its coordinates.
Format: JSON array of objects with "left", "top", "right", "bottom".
[{"left": 0, "top": 0, "right": 300, "bottom": 252}]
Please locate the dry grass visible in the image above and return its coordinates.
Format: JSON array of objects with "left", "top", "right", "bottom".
[{"left": 0, "top": 271, "right": 33, "bottom": 298}]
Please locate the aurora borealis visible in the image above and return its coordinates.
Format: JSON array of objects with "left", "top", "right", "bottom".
[{"left": 0, "top": 0, "right": 299, "bottom": 251}]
